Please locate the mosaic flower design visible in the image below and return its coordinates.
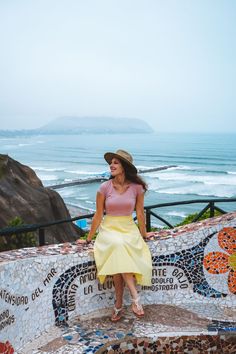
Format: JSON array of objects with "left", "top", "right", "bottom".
[
  {"left": 203, "top": 227, "right": 236, "bottom": 295},
  {"left": 0, "top": 341, "right": 14, "bottom": 354}
]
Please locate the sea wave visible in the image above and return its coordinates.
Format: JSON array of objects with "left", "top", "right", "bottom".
[
  {"left": 172, "top": 165, "right": 191, "bottom": 170},
  {"left": 86, "top": 200, "right": 95, "bottom": 205},
  {"left": 2, "top": 144, "right": 20, "bottom": 149},
  {"left": 2, "top": 143, "right": 36, "bottom": 149},
  {"left": 75, "top": 195, "right": 89, "bottom": 200},
  {"left": 149, "top": 172, "right": 236, "bottom": 186},
  {"left": 166, "top": 211, "right": 188, "bottom": 218},
  {"left": 175, "top": 167, "right": 231, "bottom": 175},
  {"left": 138, "top": 152, "right": 236, "bottom": 161},
  {"left": 58, "top": 188, "right": 78, "bottom": 197},
  {"left": 18, "top": 143, "right": 34, "bottom": 147},
  {"left": 65, "top": 170, "right": 101, "bottom": 175},
  {"left": 66, "top": 202, "right": 94, "bottom": 212},
  {"left": 37, "top": 174, "right": 58, "bottom": 181},
  {"left": 155, "top": 186, "right": 235, "bottom": 198},
  {"left": 136, "top": 165, "right": 157, "bottom": 170},
  {"left": 32, "top": 167, "right": 65, "bottom": 172},
  {"left": 147, "top": 165, "right": 232, "bottom": 174}
]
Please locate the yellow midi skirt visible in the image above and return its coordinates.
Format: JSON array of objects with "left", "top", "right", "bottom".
[{"left": 94, "top": 215, "right": 152, "bottom": 286}]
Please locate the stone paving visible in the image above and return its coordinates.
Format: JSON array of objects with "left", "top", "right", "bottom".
[{"left": 19, "top": 304, "right": 236, "bottom": 354}]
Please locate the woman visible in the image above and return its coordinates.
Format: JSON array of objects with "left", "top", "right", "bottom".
[{"left": 79, "top": 149, "right": 152, "bottom": 321}]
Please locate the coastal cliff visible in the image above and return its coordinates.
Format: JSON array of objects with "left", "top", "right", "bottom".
[
  {"left": 0, "top": 154, "right": 82, "bottom": 247},
  {"left": 0, "top": 117, "right": 154, "bottom": 136},
  {"left": 38, "top": 116, "right": 153, "bottom": 134}
]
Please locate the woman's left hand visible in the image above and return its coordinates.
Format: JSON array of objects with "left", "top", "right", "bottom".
[
  {"left": 76, "top": 239, "right": 87, "bottom": 244},
  {"left": 144, "top": 232, "right": 156, "bottom": 240}
]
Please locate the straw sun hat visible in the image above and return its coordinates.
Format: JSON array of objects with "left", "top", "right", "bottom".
[{"left": 104, "top": 149, "right": 137, "bottom": 174}]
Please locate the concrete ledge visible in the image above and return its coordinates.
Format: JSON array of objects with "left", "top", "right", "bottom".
[{"left": 1, "top": 212, "right": 236, "bottom": 352}]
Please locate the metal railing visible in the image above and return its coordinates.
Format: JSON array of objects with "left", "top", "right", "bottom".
[
  {"left": 0, "top": 198, "right": 236, "bottom": 247},
  {"left": 144, "top": 198, "right": 236, "bottom": 230}
]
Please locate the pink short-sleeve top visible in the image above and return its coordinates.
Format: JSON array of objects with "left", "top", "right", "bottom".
[{"left": 98, "top": 179, "right": 144, "bottom": 216}]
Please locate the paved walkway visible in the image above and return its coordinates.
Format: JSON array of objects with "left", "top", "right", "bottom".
[{"left": 20, "top": 303, "right": 236, "bottom": 354}]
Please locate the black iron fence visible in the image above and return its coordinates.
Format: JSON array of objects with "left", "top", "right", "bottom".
[
  {"left": 144, "top": 198, "right": 236, "bottom": 230},
  {"left": 0, "top": 198, "right": 236, "bottom": 247}
]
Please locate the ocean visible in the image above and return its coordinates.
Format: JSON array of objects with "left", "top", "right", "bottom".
[{"left": 1, "top": 132, "right": 236, "bottom": 227}]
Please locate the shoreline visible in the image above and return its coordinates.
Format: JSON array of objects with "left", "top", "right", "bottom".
[{"left": 67, "top": 203, "right": 95, "bottom": 218}]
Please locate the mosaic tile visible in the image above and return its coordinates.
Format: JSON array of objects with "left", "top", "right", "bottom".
[{"left": 1, "top": 212, "right": 236, "bottom": 353}]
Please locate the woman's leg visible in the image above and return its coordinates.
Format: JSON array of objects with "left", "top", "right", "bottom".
[
  {"left": 121, "top": 273, "right": 138, "bottom": 299},
  {"left": 111, "top": 274, "right": 124, "bottom": 321},
  {"left": 121, "top": 273, "right": 144, "bottom": 316},
  {"left": 113, "top": 273, "right": 124, "bottom": 308}
]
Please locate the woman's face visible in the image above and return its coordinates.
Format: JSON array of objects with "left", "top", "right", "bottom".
[{"left": 109, "top": 157, "right": 125, "bottom": 177}]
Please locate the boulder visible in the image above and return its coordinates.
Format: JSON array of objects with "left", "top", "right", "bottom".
[{"left": 0, "top": 154, "right": 83, "bottom": 246}]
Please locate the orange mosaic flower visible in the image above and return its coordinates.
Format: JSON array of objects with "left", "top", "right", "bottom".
[
  {"left": 0, "top": 341, "right": 14, "bottom": 354},
  {"left": 203, "top": 227, "right": 236, "bottom": 295}
]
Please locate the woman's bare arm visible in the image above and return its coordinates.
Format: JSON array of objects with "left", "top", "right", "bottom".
[
  {"left": 87, "top": 191, "right": 105, "bottom": 241},
  {"left": 135, "top": 192, "right": 147, "bottom": 238},
  {"left": 77, "top": 192, "right": 105, "bottom": 243}
]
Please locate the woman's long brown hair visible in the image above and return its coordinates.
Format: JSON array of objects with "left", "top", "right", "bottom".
[{"left": 109, "top": 159, "right": 148, "bottom": 192}]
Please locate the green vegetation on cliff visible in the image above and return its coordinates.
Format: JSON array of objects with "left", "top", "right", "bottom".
[
  {"left": 175, "top": 209, "right": 222, "bottom": 227},
  {"left": 0, "top": 217, "right": 36, "bottom": 252},
  {"left": 150, "top": 209, "right": 223, "bottom": 231}
]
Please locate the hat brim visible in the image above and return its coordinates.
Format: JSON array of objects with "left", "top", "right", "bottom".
[{"left": 104, "top": 152, "right": 137, "bottom": 174}]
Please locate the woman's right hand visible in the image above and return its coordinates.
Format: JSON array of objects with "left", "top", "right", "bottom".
[
  {"left": 144, "top": 232, "right": 157, "bottom": 240},
  {"left": 76, "top": 239, "right": 87, "bottom": 244}
]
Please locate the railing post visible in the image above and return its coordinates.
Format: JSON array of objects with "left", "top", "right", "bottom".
[
  {"left": 39, "top": 228, "right": 45, "bottom": 246},
  {"left": 146, "top": 209, "right": 151, "bottom": 232},
  {"left": 210, "top": 201, "right": 215, "bottom": 218}
]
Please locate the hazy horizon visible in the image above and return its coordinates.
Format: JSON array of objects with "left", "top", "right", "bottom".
[
  {"left": 1, "top": 116, "right": 236, "bottom": 135},
  {"left": 0, "top": 0, "right": 235, "bottom": 133}
]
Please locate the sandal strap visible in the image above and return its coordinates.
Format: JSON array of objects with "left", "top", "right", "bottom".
[
  {"left": 132, "top": 296, "right": 143, "bottom": 311},
  {"left": 113, "top": 306, "right": 122, "bottom": 316}
]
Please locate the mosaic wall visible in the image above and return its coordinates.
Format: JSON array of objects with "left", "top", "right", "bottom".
[
  {"left": 0, "top": 212, "right": 236, "bottom": 352},
  {"left": 99, "top": 335, "right": 236, "bottom": 353}
]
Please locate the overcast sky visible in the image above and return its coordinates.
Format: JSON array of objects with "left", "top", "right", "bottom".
[{"left": 0, "top": 0, "right": 235, "bottom": 133}]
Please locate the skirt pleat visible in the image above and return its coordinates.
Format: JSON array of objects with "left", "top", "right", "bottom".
[{"left": 94, "top": 215, "right": 152, "bottom": 286}]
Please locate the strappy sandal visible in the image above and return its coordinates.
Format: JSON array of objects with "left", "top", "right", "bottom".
[
  {"left": 131, "top": 296, "right": 144, "bottom": 318},
  {"left": 111, "top": 306, "right": 123, "bottom": 322}
]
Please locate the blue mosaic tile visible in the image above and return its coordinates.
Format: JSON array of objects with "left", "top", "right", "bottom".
[
  {"left": 63, "top": 335, "right": 73, "bottom": 340},
  {"left": 208, "top": 320, "right": 236, "bottom": 333}
]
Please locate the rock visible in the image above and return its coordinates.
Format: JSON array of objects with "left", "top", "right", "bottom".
[
  {"left": 0, "top": 154, "right": 83, "bottom": 245},
  {"left": 38, "top": 116, "right": 154, "bottom": 134}
]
